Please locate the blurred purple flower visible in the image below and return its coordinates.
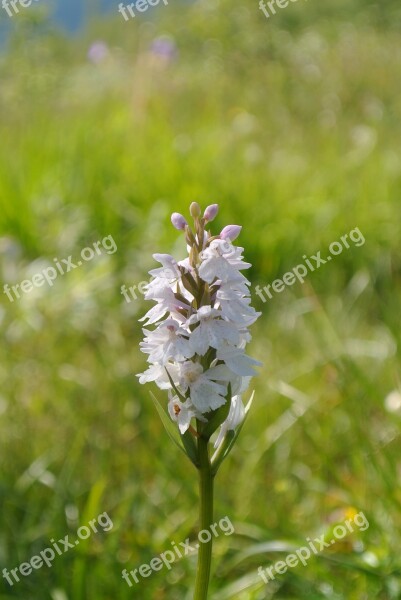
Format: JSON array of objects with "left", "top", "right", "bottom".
[
  {"left": 88, "top": 41, "right": 109, "bottom": 65},
  {"left": 150, "top": 36, "right": 177, "bottom": 62}
]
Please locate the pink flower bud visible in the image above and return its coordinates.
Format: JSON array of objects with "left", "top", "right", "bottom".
[
  {"left": 220, "top": 225, "right": 242, "bottom": 241},
  {"left": 203, "top": 204, "right": 219, "bottom": 223},
  {"left": 171, "top": 212, "right": 187, "bottom": 230}
]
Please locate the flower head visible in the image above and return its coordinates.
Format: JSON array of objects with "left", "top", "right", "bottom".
[{"left": 137, "top": 203, "right": 261, "bottom": 437}]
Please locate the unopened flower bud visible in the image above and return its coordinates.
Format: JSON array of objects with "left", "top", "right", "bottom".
[
  {"left": 203, "top": 204, "right": 219, "bottom": 223},
  {"left": 171, "top": 212, "right": 187, "bottom": 230},
  {"left": 220, "top": 225, "right": 242, "bottom": 241},
  {"left": 190, "top": 202, "right": 201, "bottom": 218}
]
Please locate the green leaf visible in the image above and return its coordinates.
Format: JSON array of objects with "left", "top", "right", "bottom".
[
  {"left": 211, "top": 391, "right": 255, "bottom": 474},
  {"left": 181, "top": 430, "right": 199, "bottom": 467},
  {"left": 150, "top": 391, "right": 198, "bottom": 467}
]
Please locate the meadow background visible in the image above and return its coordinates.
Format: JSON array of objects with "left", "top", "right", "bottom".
[{"left": 1, "top": 0, "right": 401, "bottom": 598}]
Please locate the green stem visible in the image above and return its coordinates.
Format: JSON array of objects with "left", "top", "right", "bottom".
[{"left": 193, "top": 436, "right": 214, "bottom": 600}]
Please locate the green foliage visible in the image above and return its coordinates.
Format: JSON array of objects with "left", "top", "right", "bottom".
[{"left": 0, "top": 1, "right": 401, "bottom": 598}]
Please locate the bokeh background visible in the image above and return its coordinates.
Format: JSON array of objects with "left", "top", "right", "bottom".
[{"left": 1, "top": 0, "right": 401, "bottom": 598}]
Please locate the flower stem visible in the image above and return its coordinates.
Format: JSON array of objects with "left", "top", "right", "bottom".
[{"left": 194, "top": 436, "right": 214, "bottom": 600}]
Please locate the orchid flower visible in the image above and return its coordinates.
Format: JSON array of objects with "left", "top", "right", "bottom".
[{"left": 137, "top": 202, "right": 261, "bottom": 599}]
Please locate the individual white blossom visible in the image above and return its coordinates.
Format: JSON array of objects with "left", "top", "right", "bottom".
[
  {"left": 138, "top": 361, "right": 176, "bottom": 388},
  {"left": 198, "top": 239, "right": 251, "bottom": 284},
  {"left": 140, "top": 319, "right": 192, "bottom": 363},
  {"left": 175, "top": 361, "right": 234, "bottom": 412},
  {"left": 187, "top": 306, "right": 240, "bottom": 356},
  {"left": 215, "top": 345, "right": 261, "bottom": 376},
  {"left": 168, "top": 395, "right": 206, "bottom": 434}
]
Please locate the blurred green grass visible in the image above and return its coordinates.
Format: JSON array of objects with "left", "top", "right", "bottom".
[{"left": 1, "top": 0, "right": 401, "bottom": 598}]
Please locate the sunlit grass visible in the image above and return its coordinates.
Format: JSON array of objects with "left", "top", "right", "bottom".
[{"left": 0, "top": 1, "right": 401, "bottom": 598}]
